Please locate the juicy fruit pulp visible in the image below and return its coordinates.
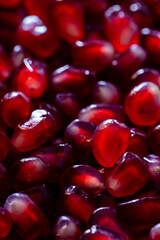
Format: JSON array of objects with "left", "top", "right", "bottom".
[{"left": 0, "top": 0, "right": 160, "bottom": 240}]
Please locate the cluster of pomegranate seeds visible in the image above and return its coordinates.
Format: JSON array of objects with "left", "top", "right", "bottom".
[{"left": 0, "top": 0, "right": 160, "bottom": 239}]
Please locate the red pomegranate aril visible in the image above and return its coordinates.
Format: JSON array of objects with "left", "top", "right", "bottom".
[
  {"left": 39, "top": 102, "right": 63, "bottom": 132},
  {"left": 32, "top": 143, "right": 73, "bottom": 183},
  {"left": 24, "top": 0, "right": 49, "bottom": 26},
  {"left": 103, "top": 5, "right": 139, "bottom": 53},
  {"left": 60, "top": 164, "right": 104, "bottom": 196},
  {"left": 59, "top": 185, "right": 96, "bottom": 224},
  {"left": 92, "top": 81, "right": 122, "bottom": 105},
  {"left": 143, "top": 154, "right": 160, "bottom": 185},
  {"left": 0, "top": 207, "right": 12, "bottom": 239},
  {"left": 0, "top": 163, "right": 11, "bottom": 200},
  {"left": 17, "top": 15, "right": 58, "bottom": 58},
  {"left": 149, "top": 222, "right": 160, "bottom": 240},
  {"left": 22, "top": 184, "right": 54, "bottom": 218},
  {"left": 4, "top": 193, "right": 46, "bottom": 240},
  {"left": 105, "top": 152, "right": 149, "bottom": 197},
  {"left": 11, "top": 45, "right": 28, "bottom": 69},
  {"left": 1, "top": 91, "right": 31, "bottom": 129},
  {"left": 15, "top": 58, "right": 47, "bottom": 98},
  {"left": 92, "top": 119, "right": 130, "bottom": 168},
  {"left": 51, "top": 65, "right": 95, "bottom": 95},
  {"left": 117, "top": 196, "right": 160, "bottom": 231},
  {"left": 64, "top": 119, "right": 97, "bottom": 166},
  {"left": 55, "top": 93, "right": 81, "bottom": 121},
  {"left": 126, "top": 128, "right": 149, "bottom": 157},
  {"left": 79, "top": 225, "right": 124, "bottom": 240},
  {"left": 0, "top": 44, "right": 12, "bottom": 83},
  {"left": 10, "top": 157, "right": 50, "bottom": 190},
  {"left": 141, "top": 28, "right": 160, "bottom": 66},
  {"left": 128, "top": 1, "right": 153, "bottom": 29},
  {"left": 11, "top": 109, "right": 59, "bottom": 152},
  {"left": 78, "top": 103, "right": 125, "bottom": 125},
  {"left": 130, "top": 68, "right": 160, "bottom": 89},
  {"left": 0, "top": 0, "right": 21, "bottom": 8},
  {"left": 0, "top": 131, "right": 10, "bottom": 162},
  {"left": 89, "top": 207, "right": 129, "bottom": 240},
  {"left": 53, "top": 215, "right": 82, "bottom": 240},
  {"left": 50, "top": 0, "right": 84, "bottom": 44},
  {"left": 149, "top": 124, "right": 160, "bottom": 155},
  {"left": 72, "top": 40, "right": 114, "bottom": 71},
  {"left": 125, "top": 81, "right": 160, "bottom": 126},
  {"left": 111, "top": 44, "right": 147, "bottom": 85}
]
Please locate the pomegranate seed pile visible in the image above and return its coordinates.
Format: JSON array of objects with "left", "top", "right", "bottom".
[{"left": 0, "top": 0, "right": 160, "bottom": 239}]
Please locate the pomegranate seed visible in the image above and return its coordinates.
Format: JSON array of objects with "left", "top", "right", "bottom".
[
  {"left": 0, "top": 163, "right": 11, "bottom": 199},
  {"left": 32, "top": 143, "right": 73, "bottom": 183},
  {"left": 55, "top": 93, "right": 81, "bottom": 121},
  {"left": 64, "top": 119, "right": 97, "bottom": 166},
  {"left": 79, "top": 225, "right": 125, "bottom": 240},
  {"left": 17, "top": 15, "right": 58, "bottom": 58},
  {"left": 78, "top": 103, "right": 125, "bottom": 125},
  {"left": 126, "top": 128, "right": 149, "bottom": 157},
  {"left": 117, "top": 195, "right": 160, "bottom": 231},
  {"left": 105, "top": 152, "right": 149, "bottom": 197},
  {"left": 60, "top": 164, "right": 104, "bottom": 195},
  {"left": 92, "top": 81, "right": 122, "bottom": 105},
  {"left": 4, "top": 193, "right": 46, "bottom": 240},
  {"left": 0, "top": 207, "right": 12, "bottom": 239},
  {"left": 22, "top": 185, "right": 54, "bottom": 218},
  {"left": 59, "top": 185, "right": 96, "bottom": 223},
  {"left": 125, "top": 81, "right": 160, "bottom": 126},
  {"left": 0, "top": 131, "right": 10, "bottom": 162},
  {"left": 141, "top": 28, "right": 160, "bottom": 66},
  {"left": 53, "top": 215, "right": 82, "bottom": 240},
  {"left": 51, "top": 65, "right": 95, "bottom": 96},
  {"left": 24, "top": 0, "right": 50, "bottom": 26},
  {"left": 11, "top": 45, "right": 29, "bottom": 69},
  {"left": 149, "top": 222, "right": 160, "bottom": 240},
  {"left": 0, "top": 0, "right": 21, "bottom": 8},
  {"left": 130, "top": 68, "right": 160, "bottom": 89},
  {"left": 1, "top": 91, "right": 31, "bottom": 128},
  {"left": 128, "top": 1, "right": 153, "bottom": 29},
  {"left": 0, "top": 44, "right": 12, "bottom": 83},
  {"left": 149, "top": 124, "right": 160, "bottom": 155},
  {"left": 11, "top": 109, "right": 59, "bottom": 152},
  {"left": 10, "top": 157, "right": 50, "bottom": 190},
  {"left": 15, "top": 58, "right": 47, "bottom": 98},
  {"left": 89, "top": 207, "right": 129, "bottom": 240},
  {"left": 92, "top": 119, "right": 130, "bottom": 168},
  {"left": 143, "top": 154, "right": 160, "bottom": 185},
  {"left": 72, "top": 40, "right": 114, "bottom": 71},
  {"left": 111, "top": 44, "right": 147, "bottom": 87},
  {"left": 50, "top": 0, "right": 84, "bottom": 44},
  {"left": 103, "top": 5, "right": 139, "bottom": 53}
]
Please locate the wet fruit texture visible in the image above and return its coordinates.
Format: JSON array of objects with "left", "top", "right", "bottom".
[
  {"left": 4, "top": 193, "right": 46, "bottom": 240},
  {"left": 72, "top": 40, "right": 114, "bottom": 71},
  {"left": 104, "top": 152, "right": 149, "bottom": 197},
  {"left": 125, "top": 81, "right": 160, "bottom": 126},
  {"left": 103, "top": 5, "right": 139, "bottom": 52},
  {"left": 1, "top": 91, "right": 30, "bottom": 128},
  {"left": 1, "top": 0, "right": 160, "bottom": 239},
  {"left": 17, "top": 15, "right": 58, "bottom": 58},
  {"left": 11, "top": 109, "right": 59, "bottom": 152},
  {"left": 92, "top": 119, "right": 130, "bottom": 168},
  {"left": 15, "top": 58, "right": 47, "bottom": 98}
]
